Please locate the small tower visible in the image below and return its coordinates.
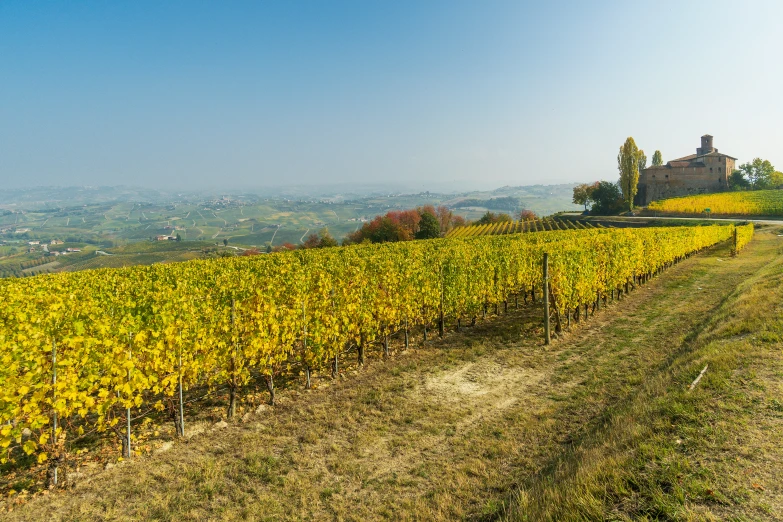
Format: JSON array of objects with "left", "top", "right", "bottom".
[{"left": 697, "top": 134, "right": 714, "bottom": 155}]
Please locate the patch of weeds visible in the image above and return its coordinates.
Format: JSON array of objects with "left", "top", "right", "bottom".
[
  {"left": 412, "top": 464, "right": 430, "bottom": 479},
  {"left": 481, "top": 498, "right": 506, "bottom": 517},
  {"left": 243, "top": 454, "right": 284, "bottom": 486},
  {"left": 298, "top": 429, "right": 319, "bottom": 445},
  {"left": 483, "top": 446, "right": 501, "bottom": 460},
  {"left": 361, "top": 389, "right": 383, "bottom": 408},
  {"left": 319, "top": 486, "right": 339, "bottom": 500},
  {"left": 9, "top": 477, "right": 35, "bottom": 493}
]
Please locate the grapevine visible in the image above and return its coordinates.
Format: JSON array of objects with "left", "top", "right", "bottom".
[{"left": 0, "top": 225, "right": 737, "bottom": 468}]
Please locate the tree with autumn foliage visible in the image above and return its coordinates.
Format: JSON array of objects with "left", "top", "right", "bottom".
[
  {"left": 343, "top": 206, "right": 465, "bottom": 245},
  {"left": 301, "top": 228, "right": 339, "bottom": 249},
  {"left": 572, "top": 183, "right": 599, "bottom": 211},
  {"left": 518, "top": 209, "right": 538, "bottom": 221}
]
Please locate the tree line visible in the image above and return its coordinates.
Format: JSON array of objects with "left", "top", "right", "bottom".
[{"left": 244, "top": 204, "right": 538, "bottom": 254}]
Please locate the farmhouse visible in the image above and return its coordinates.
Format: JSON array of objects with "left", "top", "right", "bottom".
[{"left": 635, "top": 135, "right": 737, "bottom": 206}]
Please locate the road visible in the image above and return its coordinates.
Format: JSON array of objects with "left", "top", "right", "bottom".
[{"left": 560, "top": 212, "right": 783, "bottom": 226}]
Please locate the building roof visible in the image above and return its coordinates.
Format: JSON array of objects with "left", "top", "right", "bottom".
[
  {"left": 668, "top": 151, "right": 738, "bottom": 163},
  {"left": 701, "top": 151, "right": 738, "bottom": 160},
  {"left": 670, "top": 153, "right": 699, "bottom": 162}
]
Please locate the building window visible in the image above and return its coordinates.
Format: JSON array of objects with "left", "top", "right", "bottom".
[{"left": 710, "top": 167, "right": 713, "bottom": 172}]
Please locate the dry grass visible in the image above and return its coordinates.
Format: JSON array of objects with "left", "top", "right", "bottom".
[
  {"left": 505, "top": 227, "right": 783, "bottom": 521},
  {"left": 5, "top": 229, "right": 783, "bottom": 521}
]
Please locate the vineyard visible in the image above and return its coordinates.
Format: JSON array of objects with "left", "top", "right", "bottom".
[
  {"left": 0, "top": 224, "right": 751, "bottom": 487},
  {"left": 648, "top": 189, "right": 783, "bottom": 216},
  {"left": 445, "top": 217, "right": 597, "bottom": 238}
]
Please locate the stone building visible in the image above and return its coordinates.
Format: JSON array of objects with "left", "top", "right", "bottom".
[{"left": 635, "top": 135, "right": 737, "bottom": 206}]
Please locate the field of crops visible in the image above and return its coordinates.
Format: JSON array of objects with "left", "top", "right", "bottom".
[
  {"left": 648, "top": 189, "right": 783, "bottom": 216},
  {"left": 445, "top": 218, "right": 596, "bottom": 238},
  {"left": 0, "top": 224, "right": 749, "bottom": 481}
]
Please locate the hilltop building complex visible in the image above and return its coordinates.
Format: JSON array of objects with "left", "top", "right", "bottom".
[{"left": 636, "top": 135, "right": 737, "bottom": 206}]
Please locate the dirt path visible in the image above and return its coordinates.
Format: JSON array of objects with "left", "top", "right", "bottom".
[{"left": 8, "top": 233, "right": 778, "bottom": 521}]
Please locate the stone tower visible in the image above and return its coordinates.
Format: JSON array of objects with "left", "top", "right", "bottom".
[{"left": 696, "top": 134, "right": 715, "bottom": 155}]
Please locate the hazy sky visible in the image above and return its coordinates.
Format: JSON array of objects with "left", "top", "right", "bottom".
[{"left": 1, "top": 1, "right": 781, "bottom": 191}]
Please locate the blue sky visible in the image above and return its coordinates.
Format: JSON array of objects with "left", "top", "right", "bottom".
[{"left": 1, "top": 1, "right": 780, "bottom": 191}]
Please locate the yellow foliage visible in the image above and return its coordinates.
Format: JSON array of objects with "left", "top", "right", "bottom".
[{"left": 0, "top": 225, "right": 739, "bottom": 463}]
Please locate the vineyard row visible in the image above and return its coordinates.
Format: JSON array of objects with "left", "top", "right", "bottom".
[{"left": 0, "top": 224, "right": 752, "bottom": 479}]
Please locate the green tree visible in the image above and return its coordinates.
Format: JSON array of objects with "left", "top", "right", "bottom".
[
  {"left": 175, "top": 233, "right": 182, "bottom": 242},
  {"left": 265, "top": 244, "right": 273, "bottom": 253},
  {"left": 651, "top": 150, "right": 663, "bottom": 166},
  {"left": 317, "top": 228, "right": 339, "bottom": 248},
  {"left": 475, "top": 211, "right": 512, "bottom": 225},
  {"left": 415, "top": 212, "right": 441, "bottom": 239},
  {"left": 729, "top": 170, "right": 751, "bottom": 190},
  {"left": 617, "top": 137, "right": 642, "bottom": 211},
  {"left": 223, "top": 238, "right": 228, "bottom": 247},
  {"left": 739, "top": 158, "right": 776, "bottom": 189},
  {"left": 771, "top": 171, "right": 783, "bottom": 188},
  {"left": 637, "top": 149, "right": 647, "bottom": 173},
  {"left": 590, "top": 181, "right": 623, "bottom": 215}
]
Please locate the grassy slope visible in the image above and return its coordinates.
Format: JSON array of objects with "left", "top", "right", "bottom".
[
  {"left": 5, "top": 229, "right": 782, "bottom": 521},
  {"left": 506, "top": 227, "right": 783, "bottom": 521}
]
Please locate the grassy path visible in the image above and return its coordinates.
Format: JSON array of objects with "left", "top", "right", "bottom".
[{"left": 7, "top": 230, "right": 783, "bottom": 521}]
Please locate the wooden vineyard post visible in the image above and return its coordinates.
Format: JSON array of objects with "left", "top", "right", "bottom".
[
  {"left": 303, "top": 301, "right": 311, "bottom": 389},
  {"left": 733, "top": 227, "right": 738, "bottom": 256},
  {"left": 439, "top": 267, "right": 445, "bottom": 338},
  {"left": 125, "top": 333, "right": 133, "bottom": 459},
  {"left": 543, "top": 253, "right": 550, "bottom": 345},
  {"left": 404, "top": 319, "right": 409, "bottom": 349},
  {"left": 228, "top": 300, "right": 238, "bottom": 418},
  {"left": 177, "top": 343, "right": 185, "bottom": 438},
  {"left": 50, "top": 338, "right": 58, "bottom": 487}
]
